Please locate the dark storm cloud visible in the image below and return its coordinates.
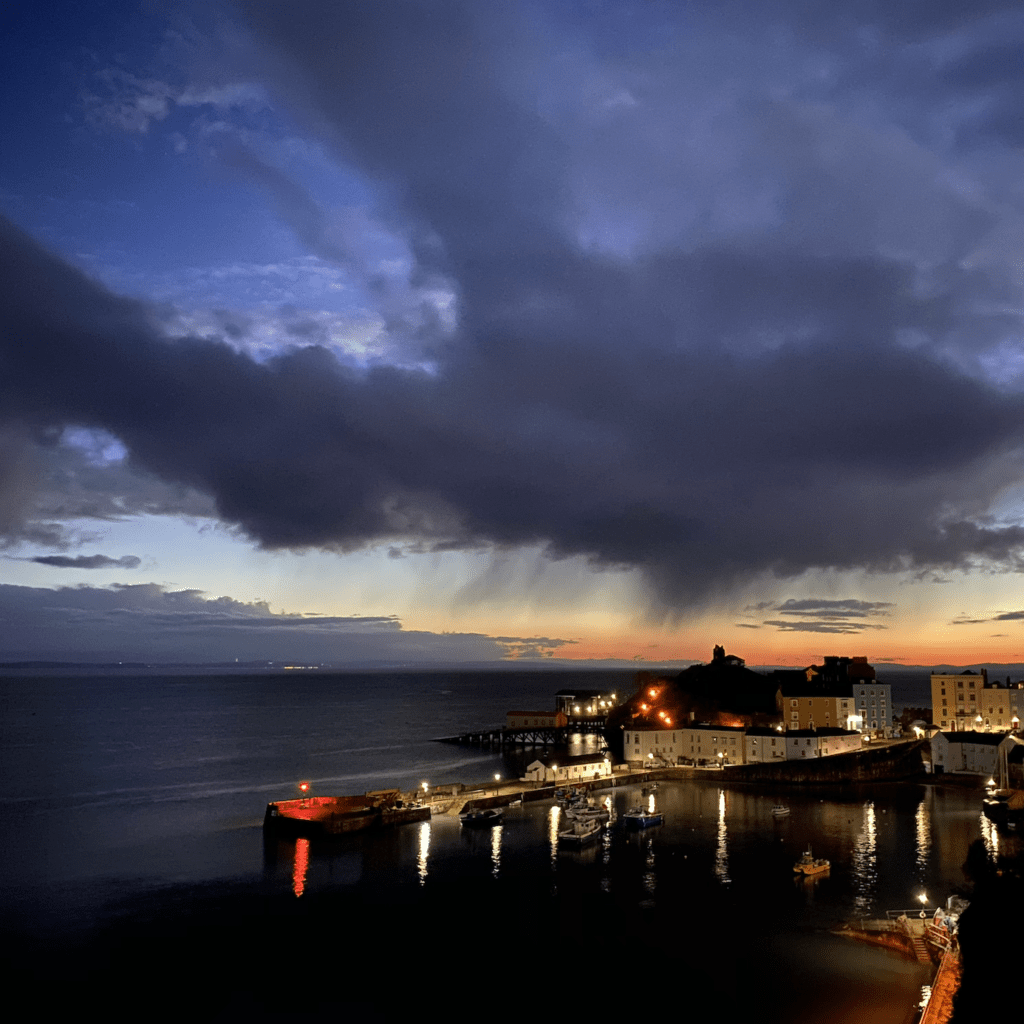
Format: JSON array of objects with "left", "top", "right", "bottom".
[
  {"left": 0, "top": 583, "right": 566, "bottom": 663},
  {"left": 761, "top": 597, "right": 892, "bottom": 634},
  {"left": 29, "top": 554, "right": 141, "bottom": 569},
  {"left": 773, "top": 600, "right": 894, "bottom": 620},
  {"left": 3, "top": 2, "right": 1024, "bottom": 612}
]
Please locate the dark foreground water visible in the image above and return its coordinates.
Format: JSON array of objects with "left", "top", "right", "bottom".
[{"left": 0, "top": 670, "right": 995, "bottom": 1020}]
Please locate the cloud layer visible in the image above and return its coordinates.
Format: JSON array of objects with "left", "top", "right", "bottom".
[
  {"left": 0, "top": 583, "right": 571, "bottom": 663},
  {"left": 3, "top": 2, "right": 1024, "bottom": 620}
]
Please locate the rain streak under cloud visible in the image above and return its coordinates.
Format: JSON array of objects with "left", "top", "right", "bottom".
[{"left": 3, "top": 1, "right": 1024, "bottom": 663}]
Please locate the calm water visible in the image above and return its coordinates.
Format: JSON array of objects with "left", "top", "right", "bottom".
[{"left": 0, "top": 670, "right": 992, "bottom": 1020}]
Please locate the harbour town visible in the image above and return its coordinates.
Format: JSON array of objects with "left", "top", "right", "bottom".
[{"left": 262, "top": 648, "right": 1024, "bottom": 1024}]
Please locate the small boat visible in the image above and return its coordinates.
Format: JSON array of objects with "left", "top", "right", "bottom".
[
  {"left": 771, "top": 805, "right": 790, "bottom": 817},
  {"left": 460, "top": 808, "right": 503, "bottom": 828},
  {"left": 793, "top": 847, "right": 830, "bottom": 875},
  {"left": 559, "top": 818, "right": 603, "bottom": 846},
  {"left": 623, "top": 806, "right": 664, "bottom": 829},
  {"left": 566, "top": 806, "right": 610, "bottom": 823}
]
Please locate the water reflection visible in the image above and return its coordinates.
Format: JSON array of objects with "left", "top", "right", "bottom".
[
  {"left": 417, "top": 820, "right": 431, "bottom": 885},
  {"left": 713, "top": 789, "right": 730, "bottom": 884},
  {"left": 491, "top": 824, "right": 502, "bottom": 878},
  {"left": 548, "top": 805, "right": 561, "bottom": 865},
  {"left": 292, "top": 836, "right": 309, "bottom": 898},
  {"left": 979, "top": 812, "right": 999, "bottom": 859},
  {"left": 915, "top": 794, "right": 931, "bottom": 877},
  {"left": 851, "top": 801, "right": 877, "bottom": 916}
]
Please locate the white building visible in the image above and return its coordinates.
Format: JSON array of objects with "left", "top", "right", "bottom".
[
  {"left": 522, "top": 753, "right": 612, "bottom": 784},
  {"left": 784, "top": 728, "right": 862, "bottom": 759},
  {"left": 623, "top": 724, "right": 746, "bottom": 765},
  {"left": 745, "top": 727, "right": 787, "bottom": 763},
  {"left": 930, "top": 731, "right": 1002, "bottom": 776}
]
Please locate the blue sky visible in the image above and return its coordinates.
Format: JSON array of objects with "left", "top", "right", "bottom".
[{"left": 4, "top": 1, "right": 1024, "bottom": 665}]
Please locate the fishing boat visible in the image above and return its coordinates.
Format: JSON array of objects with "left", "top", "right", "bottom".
[
  {"left": 771, "top": 804, "right": 790, "bottom": 817},
  {"left": 459, "top": 807, "right": 503, "bottom": 828},
  {"left": 565, "top": 806, "right": 610, "bottom": 823},
  {"left": 559, "top": 817, "right": 603, "bottom": 846},
  {"left": 623, "top": 806, "right": 664, "bottom": 829},
  {"left": 793, "top": 847, "right": 830, "bottom": 875}
]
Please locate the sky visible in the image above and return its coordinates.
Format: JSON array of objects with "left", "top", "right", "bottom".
[{"left": 3, "top": 1, "right": 1024, "bottom": 667}]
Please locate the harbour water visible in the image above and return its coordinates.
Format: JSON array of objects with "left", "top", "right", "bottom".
[{"left": 0, "top": 669, "right": 993, "bottom": 1020}]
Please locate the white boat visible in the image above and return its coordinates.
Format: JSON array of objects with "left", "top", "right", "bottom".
[
  {"left": 564, "top": 802, "right": 610, "bottom": 823},
  {"left": 771, "top": 805, "right": 790, "bottom": 817},
  {"left": 559, "top": 818, "right": 603, "bottom": 846}
]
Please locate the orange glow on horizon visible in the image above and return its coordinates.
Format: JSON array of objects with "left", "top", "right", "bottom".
[{"left": 524, "top": 627, "right": 1024, "bottom": 669}]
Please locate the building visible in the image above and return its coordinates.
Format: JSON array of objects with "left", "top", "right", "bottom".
[
  {"left": 506, "top": 711, "right": 568, "bottom": 729},
  {"left": 554, "top": 688, "right": 620, "bottom": 718},
  {"left": 852, "top": 682, "right": 892, "bottom": 738},
  {"left": 976, "top": 681, "right": 1024, "bottom": 733},
  {"left": 802, "top": 656, "right": 891, "bottom": 737},
  {"left": 622, "top": 724, "right": 746, "bottom": 765},
  {"left": 744, "top": 726, "right": 787, "bottom": 763},
  {"left": 522, "top": 753, "right": 612, "bottom": 784},
  {"left": 783, "top": 728, "right": 862, "bottom": 759},
  {"left": 776, "top": 674, "right": 857, "bottom": 732},
  {"left": 997, "top": 734, "right": 1024, "bottom": 789},
  {"left": 930, "top": 730, "right": 1002, "bottom": 775},
  {"left": 622, "top": 722, "right": 860, "bottom": 765},
  {"left": 930, "top": 670, "right": 987, "bottom": 732}
]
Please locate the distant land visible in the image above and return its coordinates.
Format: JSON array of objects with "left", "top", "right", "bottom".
[{"left": 4, "top": 658, "right": 1024, "bottom": 678}]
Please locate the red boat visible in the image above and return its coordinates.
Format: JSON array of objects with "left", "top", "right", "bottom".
[{"left": 264, "top": 788, "right": 430, "bottom": 836}]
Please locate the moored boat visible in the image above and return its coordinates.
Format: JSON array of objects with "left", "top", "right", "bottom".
[
  {"left": 623, "top": 806, "right": 664, "bottom": 829},
  {"left": 459, "top": 807, "right": 504, "bottom": 828},
  {"left": 771, "top": 804, "right": 790, "bottom": 817},
  {"left": 793, "top": 847, "right": 829, "bottom": 875},
  {"left": 264, "top": 788, "right": 429, "bottom": 837},
  {"left": 559, "top": 817, "right": 603, "bottom": 846}
]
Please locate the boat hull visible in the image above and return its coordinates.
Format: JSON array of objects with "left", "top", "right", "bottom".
[{"left": 264, "top": 793, "right": 430, "bottom": 837}]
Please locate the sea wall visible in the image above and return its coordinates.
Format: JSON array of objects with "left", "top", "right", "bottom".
[{"left": 725, "top": 739, "right": 928, "bottom": 784}]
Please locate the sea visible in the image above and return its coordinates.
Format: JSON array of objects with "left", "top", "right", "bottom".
[{"left": 0, "top": 667, "right": 997, "bottom": 1021}]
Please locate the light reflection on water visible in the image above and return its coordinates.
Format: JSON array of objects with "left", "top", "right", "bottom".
[
  {"left": 851, "top": 801, "right": 877, "bottom": 916},
  {"left": 490, "top": 824, "right": 502, "bottom": 878},
  {"left": 714, "top": 788, "right": 730, "bottom": 884},
  {"left": 417, "top": 819, "right": 430, "bottom": 885},
  {"left": 291, "top": 835, "right": 309, "bottom": 897},
  {"left": 915, "top": 792, "right": 931, "bottom": 876},
  {"left": 979, "top": 812, "right": 999, "bottom": 858},
  {"left": 547, "top": 804, "right": 561, "bottom": 865}
]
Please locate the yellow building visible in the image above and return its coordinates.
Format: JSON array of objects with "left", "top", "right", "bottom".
[{"left": 931, "top": 670, "right": 987, "bottom": 731}]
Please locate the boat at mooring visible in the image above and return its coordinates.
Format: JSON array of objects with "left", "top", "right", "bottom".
[
  {"left": 623, "top": 806, "right": 664, "bottom": 829},
  {"left": 793, "top": 847, "right": 830, "bottom": 875},
  {"left": 264, "top": 788, "right": 429, "bottom": 837},
  {"left": 459, "top": 807, "right": 504, "bottom": 828}
]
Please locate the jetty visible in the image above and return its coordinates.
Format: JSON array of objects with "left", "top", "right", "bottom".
[
  {"left": 835, "top": 899, "right": 966, "bottom": 1024},
  {"left": 437, "top": 718, "right": 607, "bottom": 748}
]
